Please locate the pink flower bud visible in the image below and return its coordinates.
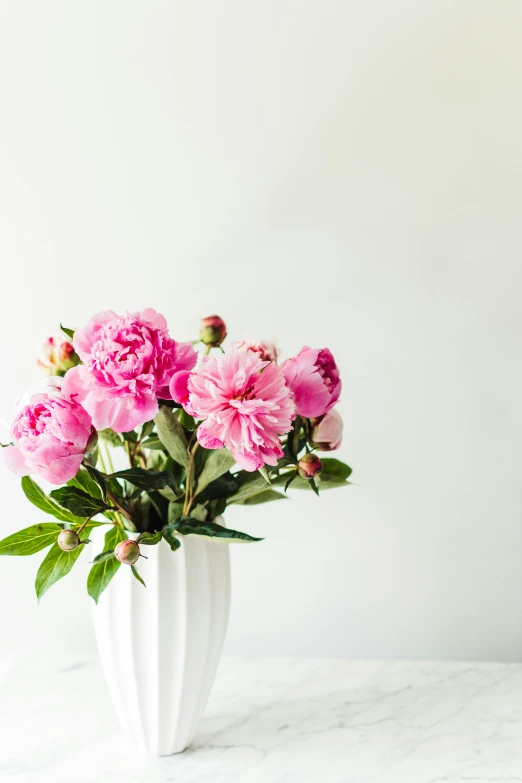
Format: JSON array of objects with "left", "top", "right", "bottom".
[
  {"left": 57, "top": 529, "right": 80, "bottom": 552},
  {"left": 115, "top": 539, "right": 140, "bottom": 565},
  {"left": 37, "top": 332, "right": 80, "bottom": 377},
  {"left": 297, "top": 452, "right": 322, "bottom": 479},
  {"left": 282, "top": 347, "right": 341, "bottom": 419},
  {"left": 310, "top": 408, "right": 343, "bottom": 451},
  {"left": 200, "top": 315, "right": 227, "bottom": 347}
]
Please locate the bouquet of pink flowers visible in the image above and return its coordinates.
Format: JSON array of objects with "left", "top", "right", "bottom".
[{"left": 0, "top": 309, "right": 351, "bottom": 601}]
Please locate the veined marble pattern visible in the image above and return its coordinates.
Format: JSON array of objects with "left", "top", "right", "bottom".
[{"left": 0, "top": 655, "right": 522, "bottom": 782}]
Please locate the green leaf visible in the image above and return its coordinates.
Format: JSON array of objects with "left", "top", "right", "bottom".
[
  {"left": 87, "top": 526, "right": 125, "bottom": 603},
  {"left": 49, "top": 487, "right": 108, "bottom": 518},
  {"left": 92, "top": 548, "right": 116, "bottom": 564},
  {"left": 154, "top": 406, "right": 189, "bottom": 468},
  {"left": 208, "top": 496, "right": 227, "bottom": 519},
  {"left": 170, "top": 516, "right": 263, "bottom": 543},
  {"left": 141, "top": 436, "right": 164, "bottom": 450},
  {"left": 59, "top": 323, "right": 75, "bottom": 339},
  {"left": 141, "top": 420, "right": 155, "bottom": 439},
  {"left": 109, "top": 468, "right": 179, "bottom": 495},
  {"left": 168, "top": 502, "right": 183, "bottom": 525},
  {"left": 163, "top": 529, "right": 181, "bottom": 551},
  {"left": 239, "top": 489, "right": 287, "bottom": 505},
  {"left": 178, "top": 409, "right": 197, "bottom": 430},
  {"left": 131, "top": 565, "right": 146, "bottom": 588},
  {"left": 318, "top": 458, "right": 352, "bottom": 480},
  {"left": 35, "top": 542, "right": 84, "bottom": 601},
  {"left": 137, "top": 530, "right": 163, "bottom": 545},
  {"left": 84, "top": 464, "right": 108, "bottom": 502},
  {"left": 68, "top": 468, "right": 102, "bottom": 499},
  {"left": 0, "top": 523, "right": 61, "bottom": 556},
  {"left": 21, "top": 477, "right": 84, "bottom": 524},
  {"left": 99, "top": 429, "right": 124, "bottom": 447},
  {"left": 272, "top": 470, "right": 350, "bottom": 491},
  {"left": 195, "top": 473, "right": 239, "bottom": 503},
  {"left": 196, "top": 448, "right": 236, "bottom": 495},
  {"left": 227, "top": 472, "right": 274, "bottom": 504},
  {"left": 189, "top": 504, "right": 207, "bottom": 522}
]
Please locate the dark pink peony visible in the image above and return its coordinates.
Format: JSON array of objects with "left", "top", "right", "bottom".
[
  {"left": 281, "top": 347, "right": 341, "bottom": 419},
  {"left": 4, "top": 381, "right": 93, "bottom": 485},
  {"left": 63, "top": 309, "right": 197, "bottom": 432}
]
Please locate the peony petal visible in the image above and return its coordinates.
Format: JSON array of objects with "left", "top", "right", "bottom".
[{"left": 2, "top": 445, "right": 30, "bottom": 477}]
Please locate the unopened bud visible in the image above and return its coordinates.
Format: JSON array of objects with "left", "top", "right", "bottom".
[
  {"left": 57, "top": 529, "right": 80, "bottom": 552},
  {"left": 297, "top": 452, "right": 322, "bottom": 480},
  {"left": 37, "top": 332, "right": 80, "bottom": 377},
  {"left": 200, "top": 315, "right": 227, "bottom": 347},
  {"left": 115, "top": 539, "right": 140, "bottom": 565}
]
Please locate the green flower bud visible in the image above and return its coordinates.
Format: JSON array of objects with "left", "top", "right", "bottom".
[
  {"left": 115, "top": 539, "right": 140, "bottom": 565},
  {"left": 57, "top": 529, "right": 81, "bottom": 552},
  {"left": 200, "top": 315, "right": 227, "bottom": 347}
]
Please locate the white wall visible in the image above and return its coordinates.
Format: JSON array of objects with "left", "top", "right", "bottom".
[{"left": 0, "top": 0, "right": 521, "bottom": 662}]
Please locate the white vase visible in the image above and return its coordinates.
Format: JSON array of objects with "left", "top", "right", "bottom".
[{"left": 90, "top": 521, "right": 231, "bottom": 756}]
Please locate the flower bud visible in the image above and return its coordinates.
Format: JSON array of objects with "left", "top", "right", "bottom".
[
  {"left": 37, "top": 332, "right": 80, "bottom": 377},
  {"left": 57, "top": 529, "right": 80, "bottom": 552},
  {"left": 115, "top": 539, "right": 140, "bottom": 565},
  {"left": 297, "top": 452, "right": 322, "bottom": 480},
  {"left": 310, "top": 408, "right": 343, "bottom": 451},
  {"left": 200, "top": 315, "right": 227, "bottom": 347}
]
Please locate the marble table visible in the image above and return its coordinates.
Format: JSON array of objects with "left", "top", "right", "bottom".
[{"left": 0, "top": 655, "right": 522, "bottom": 782}]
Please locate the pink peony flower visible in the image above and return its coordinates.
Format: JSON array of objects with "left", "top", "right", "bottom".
[
  {"left": 3, "top": 380, "right": 93, "bottom": 485},
  {"left": 233, "top": 339, "right": 278, "bottom": 363},
  {"left": 63, "top": 309, "right": 197, "bottom": 432},
  {"left": 281, "top": 347, "right": 341, "bottom": 419},
  {"left": 38, "top": 331, "right": 79, "bottom": 377},
  {"left": 310, "top": 408, "right": 343, "bottom": 451},
  {"left": 187, "top": 347, "right": 295, "bottom": 471}
]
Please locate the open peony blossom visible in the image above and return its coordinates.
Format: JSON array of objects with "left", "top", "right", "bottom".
[
  {"left": 186, "top": 347, "right": 295, "bottom": 471},
  {"left": 232, "top": 339, "right": 278, "bottom": 363},
  {"left": 310, "top": 407, "right": 343, "bottom": 451},
  {"left": 3, "top": 381, "right": 93, "bottom": 485},
  {"left": 281, "top": 347, "right": 341, "bottom": 419},
  {"left": 63, "top": 309, "right": 197, "bottom": 432}
]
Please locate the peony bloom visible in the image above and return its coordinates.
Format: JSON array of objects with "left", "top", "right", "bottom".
[
  {"left": 281, "top": 347, "right": 341, "bottom": 419},
  {"left": 200, "top": 315, "right": 227, "bottom": 347},
  {"left": 310, "top": 408, "right": 343, "bottom": 451},
  {"left": 62, "top": 309, "right": 197, "bottom": 432},
  {"left": 37, "top": 331, "right": 80, "bottom": 377},
  {"left": 187, "top": 346, "right": 295, "bottom": 471},
  {"left": 3, "top": 381, "right": 93, "bottom": 485},
  {"left": 233, "top": 339, "right": 278, "bottom": 363}
]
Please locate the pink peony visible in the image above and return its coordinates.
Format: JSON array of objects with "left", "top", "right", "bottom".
[
  {"left": 3, "top": 381, "right": 93, "bottom": 485},
  {"left": 310, "top": 407, "right": 343, "bottom": 451},
  {"left": 63, "top": 309, "right": 197, "bottom": 432},
  {"left": 233, "top": 339, "right": 278, "bottom": 363},
  {"left": 187, "top": 347, "right": 295, "bottom": 471},
  {"left": 281, "top": 347, "right": 341, "bottom": 419}
]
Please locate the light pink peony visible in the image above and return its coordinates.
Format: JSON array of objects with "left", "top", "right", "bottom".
[
  {"left": 3, "top": 381, "right": 93, "bottom": 485},
  {"left": 310, "top": 408, "right": 343, "bottom": 451},
  {"left": 281, "top": 347, "right": 341, "bottom": 419},
  {"left": 187, "top": 347, "right": 295, "bottom": 471},
  {"left": 232, "top": 339, "right": 278, "bottom": 363},
  {"left": 63, "top": 309, "right": 197, "bottom": 432}
]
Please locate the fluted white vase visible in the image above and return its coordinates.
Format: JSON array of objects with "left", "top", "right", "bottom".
[{"left": 90, "top": 521, "right": 231, "bottom": 756}]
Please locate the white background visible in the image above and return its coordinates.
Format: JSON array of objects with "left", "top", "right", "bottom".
[{"left": 0, "top": 0, "right": 521, "bottom": 663}]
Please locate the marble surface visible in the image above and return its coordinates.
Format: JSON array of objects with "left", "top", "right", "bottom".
[{"left": 1, "top": 655, "right": 522, "bottom": 782}]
